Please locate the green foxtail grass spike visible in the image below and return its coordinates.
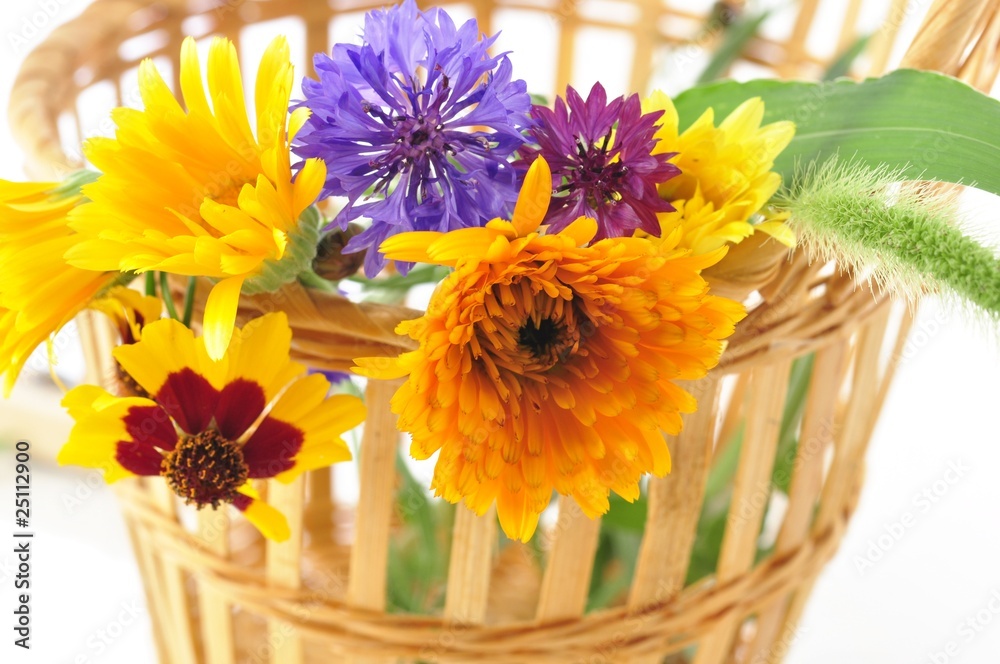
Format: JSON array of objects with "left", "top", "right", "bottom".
[{"left": 774, "top": 157, "right": 1000, "bottom": 319}]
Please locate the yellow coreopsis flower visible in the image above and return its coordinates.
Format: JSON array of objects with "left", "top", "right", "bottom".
[
  {"left": 89, "top": 286, "right": 163, "bottom": 345},
  {"left": 643, "top": 91, "right": 796, "bottom": 255},
  {"left": 65, "top": 36, "right": 326, "bottom": 359},
  {"left": 0, "top": 178, "right": 117, "bottom": 394},
  {"left": 355, "top": 158, "right": 746, "bottom": 541},
  {"left": 58, "top": 312, "right": 364, "bottom": 541}
]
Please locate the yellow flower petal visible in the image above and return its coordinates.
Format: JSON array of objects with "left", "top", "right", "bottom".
[
  {"left": 754, "top": 218, "right": 797, "bottom": 247},
  {"left": 353, "top": 356, "right": 410, "bottom": 380},
  {"left": 203, "top": 276, "right": 244, "bottom": 361},
  {"left": 642, "top": 92, "right": 795, "bottom": 256},
  {"left": 237, "top": 495, "right": 291, "bottom": 542},
  {"left": 379, "top": 232, "right": 444, "bottom": 264},
  {"left": 511, "top": 157, "right": 552, "bottom": 236}
]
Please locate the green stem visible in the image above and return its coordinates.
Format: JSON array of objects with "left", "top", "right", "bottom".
[
  {"left": 181, "top": 277, "right": 197, "bottom": 328},
  {"left": 144, "top": 272, "right": 156, "bottom": 297},
  {"left": 159, "top": 272, "right": 181, "bottom": 321},
  {"left": 298, "top": 269, "right": 338, "bottom": 293}
]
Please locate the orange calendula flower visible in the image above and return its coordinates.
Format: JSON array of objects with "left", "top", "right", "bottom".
[
  {"left": 0, "top": 176, "right": 117, "bottom": 394},
  {"left": 58, "top": 312, "right": 364, "bottom": 541},
  {"left": 355, "top": 158, "right": 746, "bottom": 541},
  {"left": 65, "top": 36, "right": 326, "bottom": 360},
  {"left": 642, "top": 92, "right": 796, "bottom": 254}
]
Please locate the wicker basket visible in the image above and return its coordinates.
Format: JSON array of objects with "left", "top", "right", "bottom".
[{"left": 11, "top": 0, "right": 1000, "bottom": 662}]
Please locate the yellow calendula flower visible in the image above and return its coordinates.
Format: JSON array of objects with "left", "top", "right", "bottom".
[
  {"left": 58, "top": 312, "right": 364, "bottom": 541},
  {"left": 0, "top": 177, "right": 117, "bottom": 394},
  {"left": 65, "top": 36, "right": 326, "bottom": 359},
  {"left": 355, "top": 158, "right": 745, "bottom": 541},
  {"left": 643, "top": 91, "right": 796, "bottom": 255}
]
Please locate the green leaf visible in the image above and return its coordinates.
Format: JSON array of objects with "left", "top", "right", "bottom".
[
  {"left": 672, "top": 69, "right": 1000, "bottom": 197},
  {"left": 771, "top": 354, "right": 815, "bottom": 493},
  {"left": 822, "top": 34, "right": 870, "bottom": 81},
  {"left": 586, "top": 529, "right": 642, "bottom": 610},
  {"left": 347, "top": 263, "right": 451, "bottom": 304},
  {"left": 601, "top": 492, "right": 648, "bottom": 532},
  {"left": 696, "top": 11, "right": 770, "bottom": 85},
  {"left": 385, "top": 450, "right": 454, "bottom": 614}
]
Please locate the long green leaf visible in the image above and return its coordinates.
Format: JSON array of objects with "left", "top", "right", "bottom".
[
  {"left": 695, "top": 11, "right": 770, "bottom": 85},
  {"left": 822, "top": 34, "right": 870, "bottom": 81},
  {"left": 672, "top": 69, "right": 1000, "bottom": 196}
]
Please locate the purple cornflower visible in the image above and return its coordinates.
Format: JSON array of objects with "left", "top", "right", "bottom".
[
  {"left": 308, "top": 368, "right": 352, "bottom": 386},
  {"left": 293, "top": 0, "right": 531, "bottom": 276},
  {"left": 522, "top": 83, "right": 679, "bottom": 241}
]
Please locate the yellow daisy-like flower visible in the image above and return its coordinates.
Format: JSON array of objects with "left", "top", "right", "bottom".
[
  {"left": 65, "top": 36, "right": 326, "bottom": 360},
  {"left": 0, "top": 178, "right": 117, "bottom": 394},
  {"left": 89, "top": 286, "right": 163, "bottom": 345},
  {"left": 356, "top": 158, "right": 745, "bottom": 541},
  {"left": 58, "top": 312, "right": 364, "bottom": 541},
  {"left": 643, "top": 91, "right": 796, "bottom": 255}
]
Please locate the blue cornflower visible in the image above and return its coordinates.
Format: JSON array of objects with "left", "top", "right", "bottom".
[
  {"left": 522, "top": 83, "right": 679, "bottom": 241},
  {"left": 293, "top": 0, "right": 531, "bottom": 276}
]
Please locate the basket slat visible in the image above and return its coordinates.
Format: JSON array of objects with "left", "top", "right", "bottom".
[
  {"left": 814, "top": 307, "right": 891, "bottom": 536},
  {"left": 692, "top": 361, "right": 792, "bottom": 664},
  {"left": 837, "top": 0, "right": 865, "bottom": 53},
  {"left": 627, "top": 377, "right": 721, "bottom": 608},
  {"left": 346, "top": 379, "right": 401, "bottom": 664},
  {"left": 125, "top": 504, "right": 173, "bottom": 664},
  {"left": 146, "top": 482, "right": 201, "bottom": 664},
  {"left": 266, "top": 477, "right": 307, "bottom": 663},
  {"left": 197, "top": 509, "right": 236, "bottom": 664},
  {"left": 625, "top": 377, "right": 722, "bottom": 664},
  {"left": 535, "top": 496, "right": 602, "bottom": 621},
  {"left": 743, "top": 341, "right": 847, "bottom": 663},
  {"left": 444, "top": 505, "right": 497, "bottom": 624},
  {"left": 780, "top": 0, "right": 823, "bottom": 78}
]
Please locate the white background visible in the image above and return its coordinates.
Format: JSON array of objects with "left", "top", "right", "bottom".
[{"left": 0, "top": 1, "right": 999, "bottom": 663}]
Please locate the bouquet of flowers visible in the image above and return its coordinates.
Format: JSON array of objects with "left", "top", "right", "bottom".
[{"left": 3, "top": 0, "right": 999, "bottom": 572}]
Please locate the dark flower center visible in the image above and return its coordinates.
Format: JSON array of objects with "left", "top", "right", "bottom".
[
  {"left": 116, "top": 361, "right": 150, "bottom": 399},
  {"left": 395, "top": 113, "right": 447, "bottom": 160},
  {"left": 561, "top": 134, "right": 628, "bottom": 209},
  {"left": 162, "top": 430, "right": 249, "bottom": 509},
  {"left": 518, "top": 317, "right": 578, "bottom": 370}
]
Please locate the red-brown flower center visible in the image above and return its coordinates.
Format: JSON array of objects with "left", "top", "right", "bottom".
[{"left": 162, "top": 430, "right": 249, "bottom": 509}]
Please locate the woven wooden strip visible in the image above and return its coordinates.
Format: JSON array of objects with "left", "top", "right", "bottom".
[
  {"left": 743, "top": 341, "right": 848, "bottom": 662},
  {"left": 145, "top": 482, "right": 201, "bottom": 663},
  {"left": 837, "top": 0, "right": 864, "bottom": 53},
  {"left": 691, "top": 360, "right": 792, "bottom": 664},
  {"left": 110, "top": 480, "right": 853, "bottom": 662},
  {"left": 814, "top": 306, "right": 891, "bottom": 536},
  {"left": 266, "top": 478, "right": 307, "bottom": 663},
  {"left": 121, "top": 501, "right": 173, "bottom": 664},
  {"left": 197, "top": 509, "right": 236, "bottom": 664},
  {"left": 625, "top": 377, "right": 721, "bottom": 664},
  {"left": 535, "top": 496, "right": 602, "bottom": 621},
  {"left": 444, "top": 506, "right": 497, "bottom": 625},
  {"left": 903, "top": 0, "right": 996, "bottom": 72},
  {"left": 347, "top": 379, "right": 401, "bottom": 664},
  {"left": 866, "top": 0, "right": 911, "bottom": 76}
]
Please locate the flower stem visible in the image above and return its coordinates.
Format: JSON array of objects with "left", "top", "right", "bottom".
[
  {"left": 159, "top": 272, "right": 181, "bottom": 321},
  {"left": 144, "top": 272, "right": 156, "bottom": 297},
  {"left": 298, "top": 269, "right": 337, "bottom": 293},
  {"left": 181, "top": 277, "right": 197, "bottom": 328}
]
